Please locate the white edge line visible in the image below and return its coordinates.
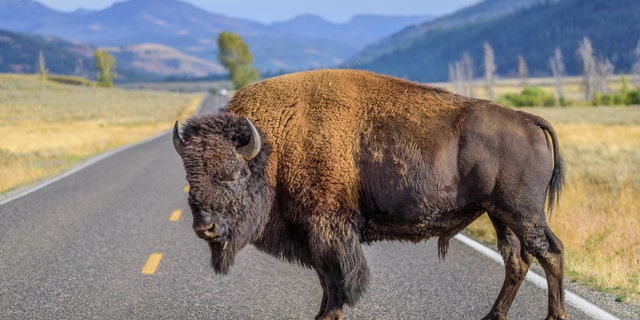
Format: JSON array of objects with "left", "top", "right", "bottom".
[
  {"left": 0, "top": 93, "right": 212, "bottom": 207},
  {"left": 454, "top": 234, "right": 620, "bottom": 320}
]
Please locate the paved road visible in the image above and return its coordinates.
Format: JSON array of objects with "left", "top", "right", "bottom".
[{"left": 0, "top": 95, "right": 629, "bottom": 319}]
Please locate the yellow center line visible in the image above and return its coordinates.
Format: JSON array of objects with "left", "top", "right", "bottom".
[
  {"left": 183, "top": 185, "right": 190, "bottom": 192},
  {"left": 169, "top": 209, "right": 182, "bottom": 222},
  {"left": 142, "top": 253, "right": 163, "bottom": 275}
]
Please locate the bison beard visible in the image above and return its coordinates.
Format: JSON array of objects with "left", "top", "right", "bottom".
[
  {"left": 174, "top": 69, "right": 567, "bottom": 320},
  {"left": 208, "top": 241, "right": 237, "bottom": 274}
]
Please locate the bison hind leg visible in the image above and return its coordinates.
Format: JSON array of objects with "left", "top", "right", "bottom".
[{"left": 490, "top": 208, "right": 566, "bottom": 320}]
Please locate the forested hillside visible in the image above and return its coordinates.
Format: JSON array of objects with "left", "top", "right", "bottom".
[
  {"left": 344, "top": 0, "right": 640, "bottom": 82},
  {"left": 344, "top": 0, "right": 548, "bottom": 66},
  {"left": 0, "top": 29, "right": 94, "bottom": 76}
]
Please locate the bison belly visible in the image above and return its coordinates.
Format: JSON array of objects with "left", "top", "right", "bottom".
[{"left": 357, "top": 129, "right": 480, "bottom": 243}]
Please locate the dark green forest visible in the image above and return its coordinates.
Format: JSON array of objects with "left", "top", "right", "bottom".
[{"left": 345, "top": 0, "right": 640, "bottom": 82}]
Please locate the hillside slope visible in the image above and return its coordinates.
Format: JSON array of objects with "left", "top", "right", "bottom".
[
  {"left": 0, "top": 29, "right": 94, "bottom": 76},
  {"left": 0, "top": 29, "right": 225, "bottom": 81},
  {"left": 344, "top": 0, "right": 640, "bottom": 82},
  {"left": 344, "top": 0, "right": 549, "bottom": 67}
]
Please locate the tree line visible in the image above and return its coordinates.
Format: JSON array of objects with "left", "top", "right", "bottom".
[{"left": 448, "top": 36, "right": 640, "bottom": 106}]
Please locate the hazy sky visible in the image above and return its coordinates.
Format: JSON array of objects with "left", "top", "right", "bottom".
[{"left": 35, "top": 0, "right": 482, "bottom": 23}]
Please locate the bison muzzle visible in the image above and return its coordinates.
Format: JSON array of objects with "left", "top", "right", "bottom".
[{"left": 173, "top": 69, "right": 567, "bottom": 320}]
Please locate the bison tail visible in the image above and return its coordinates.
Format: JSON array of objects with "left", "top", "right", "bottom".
[{"left": 524, "top": 112, "right": 565, "bottom": 215}]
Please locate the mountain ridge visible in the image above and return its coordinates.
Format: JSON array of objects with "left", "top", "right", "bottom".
[
  {"left": 0, "top": 0, "right": 427, "bottom": 73},
  {"left": 344, "top": 0, "right": 640, "bottom": 82}
]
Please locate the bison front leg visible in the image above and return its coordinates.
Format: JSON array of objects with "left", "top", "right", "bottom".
[
  {"left": 314, "top": 270, "right": 329, "bottom": 320},
  {"left": 309, "top": 219, "right": 369, "bottom": 320},
  {"left": 483, "top": 216, "right": 534, "bottom": 320}
]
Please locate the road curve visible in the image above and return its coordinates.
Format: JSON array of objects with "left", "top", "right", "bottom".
[{"left": 0, "top": 95, "right": 630, "bottom": 319}]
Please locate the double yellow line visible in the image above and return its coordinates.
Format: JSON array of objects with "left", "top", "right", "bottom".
[{"left": 141, "top": 185, "right": 189, "bottom": 275}]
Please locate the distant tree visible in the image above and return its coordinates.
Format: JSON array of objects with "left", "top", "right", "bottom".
[
  {"left": 632, "top": 38, "right": 640, "bottom": 88},
  {"left": 517, "top": 54, "right": 528, "bottom": 86},
  {"left": 577, "top": 37, "right": 596, "bottom": 100},
  {"left": 449, "top": 52, "right": 474, "bottom": 97},
  {"left": 483, "top": 42, "right": 496, "bottom": 100},
  {"left": 217, "top": 31, "right": 260, "bottom": 89},
  {"left": 594, "top": 57, "right": 614, "bottom": 95},
  {"left": 549, "top": 47, "right": 565, "bottom": 104},
  {"left": 95, "top": 50, "right": 117, "bottom": 87},
  {"left": 462, "top": 52, "right": 474, "bottom": 97},
  {"left": 38, "top": 50, "right": 47, "bottom": 82}
]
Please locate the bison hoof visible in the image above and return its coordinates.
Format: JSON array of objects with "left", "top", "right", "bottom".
[
  {"left": 315, "top": 309, "right": 343, "bottom": 320},
  {"left": 481, "top": 312, "right": 507, "bottom": 320}
]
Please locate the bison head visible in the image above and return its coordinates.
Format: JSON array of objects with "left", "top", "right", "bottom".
[{"left": 173, "top": 113, "right": 273, "bottom": 274}]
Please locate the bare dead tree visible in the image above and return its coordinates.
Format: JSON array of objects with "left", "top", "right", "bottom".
[
  {"left": 517, "top": 54, "right": 529, "bottom": 86},
  {"left": 448, "top": 63, "right": 456, "bottom": 88},
  {"left": 483, "top": 43, "right": 496, "bottom": 100},
  {"left": 449, "top": 52, "right": 476, "bottom": 97},
  {"left": 549, "top": 47, "right": 565, "bottom": 103},
  {"left": 632, "top": 38, "right": 640, "bottom": 88},
  {"left": 595, "top": 57, "right": 614, "bottom": 94},
  {"left": 449, "top": 63, "right": 464, "bottom": 95},
  {"left": 462, "top": 52, "right": 475, "bottom": 98},
  {"left": 577, "top": 37, "right": 596, "bottom": 100}
]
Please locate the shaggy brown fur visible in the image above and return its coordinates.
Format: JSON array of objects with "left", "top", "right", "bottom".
[{"left": 174, "top": 69, "right": 566, "bottom": 320}]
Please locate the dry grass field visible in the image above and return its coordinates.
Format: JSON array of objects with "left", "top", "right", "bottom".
[
  {"left": 0, "top": 74, "right": 204, "bottom": 194},
  {"left": 465, "top": 105, "right": 640, "bottom": 309}
]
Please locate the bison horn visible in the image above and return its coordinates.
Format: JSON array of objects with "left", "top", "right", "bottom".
[
  {"left": 237, "top": 117, "right": 261, "bottom": 161},
  {"left": 173, "top": 121, "right": 185, "bottom": 156}
]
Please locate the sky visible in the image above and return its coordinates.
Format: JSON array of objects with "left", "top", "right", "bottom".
[{"left": 35, "top": 0, "right": 483, "bottom": 24}]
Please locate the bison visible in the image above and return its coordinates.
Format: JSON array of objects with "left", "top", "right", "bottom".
[{"left": 172, "top": 69, "right": 566, "bottom": 320}]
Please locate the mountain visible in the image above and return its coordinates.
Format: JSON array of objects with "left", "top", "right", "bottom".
[
  {"left": 0, "top": 0, "right": 429, "bottom": 74},
  {"left": 0, "top": 0, "right": 66, "bottom": 31},
  {"left": 270, "top": 14, "right": 431, "bottom": 49},
  {"left": 104, "top": 43, "right": 225, "bottom": 80},
  {"left": 344, "top": 0, "right": 552, "bottom": 67},
  {"left": 0, "top": 28, "right": 224, "bottom": 81},
  {"left": 344, "top": 0, "right": 640, "bottom": 82}
]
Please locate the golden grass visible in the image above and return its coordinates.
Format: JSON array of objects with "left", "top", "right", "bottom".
[
  {"left": 0, "top": 74, "right": 204, "bottom": 193},
  {"left": 465, "top": 106, "right": 640, "bottom": 307}
]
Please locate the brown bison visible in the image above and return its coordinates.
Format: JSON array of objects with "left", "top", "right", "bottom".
[{"left": 172, "top": 69, "right": 566, "bottom": 320}]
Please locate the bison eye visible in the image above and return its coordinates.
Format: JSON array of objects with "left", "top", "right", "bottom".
[{"left": 220, "top": 170, "right": 240, "bottom": 182}]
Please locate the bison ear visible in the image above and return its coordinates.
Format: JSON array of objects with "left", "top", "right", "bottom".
[
  {"left": 173, "top": 121, "right": 185, "bottom": 156},
  {"left": 237, "top": 117, "right": 261, "bottom": 161}
]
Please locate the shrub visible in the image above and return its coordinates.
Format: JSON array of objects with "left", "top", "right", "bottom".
[{"left": 497, "top": 86, "right": 559, "bottom": 107}]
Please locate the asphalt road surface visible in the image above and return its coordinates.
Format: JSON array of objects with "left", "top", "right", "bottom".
[{"left": 0, "top": 95, "right": 632, "bottom": 319}]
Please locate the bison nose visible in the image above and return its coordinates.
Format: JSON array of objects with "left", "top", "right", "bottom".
[{"left": 193, "top": 217, "right": 228, "bottom": 242}]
